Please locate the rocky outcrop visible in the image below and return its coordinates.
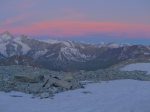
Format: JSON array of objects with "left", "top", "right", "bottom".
[
  {"left": 0, "top": 66, "right": 82, "bottom": 98},
  {"left": 1, "top": 65, "right": 150, "bottom": 98},
  {"left": 14, "top": 75, "right": 44, "bottom": 83}
]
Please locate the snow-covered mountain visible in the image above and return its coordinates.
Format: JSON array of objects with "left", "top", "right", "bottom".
[
  {"left": 0, "top": 32, "right": 31, "bottom": 57},
  {"left": 0, "top": 32, "right": 150, "bottom": 71}
]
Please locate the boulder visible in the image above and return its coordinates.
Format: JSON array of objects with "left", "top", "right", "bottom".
[
  {"left": 40, "top": 92, "right": 50, "bottom": 99},
  {"left": 63, "top": 73, "right": 74, "bottom": 82},
  {"left": 43, "top": 77, "right": 73, "bottom": 90},
  {"left": 14, "top": 75, "right": 44, "bottom": 83},
  {"left": 53, "top": 79, "right": 72, "bottom": 90}
]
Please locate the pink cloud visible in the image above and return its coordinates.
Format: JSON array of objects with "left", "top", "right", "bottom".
[{"left": 1, "top": 20, "right": 150, "bottom": 38}]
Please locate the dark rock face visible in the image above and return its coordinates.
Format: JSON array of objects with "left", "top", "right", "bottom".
[{"left": 0, "top": 32, "right": 150, "bottom": 71}]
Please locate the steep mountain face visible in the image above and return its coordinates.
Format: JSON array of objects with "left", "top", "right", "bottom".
[{"left": 0, "top": 32, "right": 150, "bottom": 71}]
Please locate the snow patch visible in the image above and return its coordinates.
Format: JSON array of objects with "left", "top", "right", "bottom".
[
  {"left": 60, "top": 47, "right": 94, "bottom": 61},
  {"left": 0, "top": 42, "right": 8, "bottom": 56},
  {"left": 14, "top": 37, "right": 31, "bottom": 54},
  {"left": 0, "top": 80, "right": 150, "bottom": 112},
  {"left": 121, "top": 63, "right": 150, "bottom": 74},
  {"left": 0, "top": 32, "right": 13, "bottom": 42},
  {"left": 34, "top": 49, "right": 48, "bottom": 58}
]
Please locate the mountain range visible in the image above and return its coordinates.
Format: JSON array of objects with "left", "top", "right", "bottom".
[{"left": 0, "top": 31, "right": 150, "bottom": 71}]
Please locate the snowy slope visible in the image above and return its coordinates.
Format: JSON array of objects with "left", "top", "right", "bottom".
[
  {"left": 121, "top": 63, "right": 150, "bottom": 74},
  {"left": 0, "top": 80, "right": 150, "bottom": 112},
  {"left": 0, "top": 32, "right": 31, "bottom": 56},
  {"left": 14, "top": 37, "right": 31, "bottom": 54}
]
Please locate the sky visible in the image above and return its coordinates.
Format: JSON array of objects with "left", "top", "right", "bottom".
[{"left": 0, "top": 0, "right": 150, "bottom": 44}]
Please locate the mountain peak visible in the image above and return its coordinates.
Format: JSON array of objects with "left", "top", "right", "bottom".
[
  {"left": 0, "top": 31, "right": 12, "bottom": 36},
  {"left": 0, "top": 31, "right": 14, "bottom": 41}
]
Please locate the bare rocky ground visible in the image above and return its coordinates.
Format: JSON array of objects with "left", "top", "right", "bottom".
[
  {"left": 0, "top": 65, "right": 150, "bottom": 98},
  {"left": 0, "top": 65, "right": 83, "bottom": 98}
]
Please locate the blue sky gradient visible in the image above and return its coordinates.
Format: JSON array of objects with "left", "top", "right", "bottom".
[{"left": 0, "top": 0, "right": 150, "bottom": 44}]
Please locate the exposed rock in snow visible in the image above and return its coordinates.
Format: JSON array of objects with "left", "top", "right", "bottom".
[
  {"left": 0, "top": 32, "right": 31, "bottom": 56},
  {"left": 59, "top": 46, "right": 94, "bottom": 61},
  {"left": 0, "top": 42, "right": 7, "bottom": 56},
  {"left": 14, "top": 37, "right": 31, "bottom": 55},
  {"left": 0, "top": 31, "right": 13, "bottom": 42},
  {"left": 33, "top": 49, "right": 48, "bottom": 58}
]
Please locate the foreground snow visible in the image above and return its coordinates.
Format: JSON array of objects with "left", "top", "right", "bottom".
[
  {"left": 121, "top": 63, "right": 150, "bottom": 74},
  {"left": 0, "top": 80, "right": 150, "bottom": 112}
]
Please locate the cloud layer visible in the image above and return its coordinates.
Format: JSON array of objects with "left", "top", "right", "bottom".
[{"left": 0, "top": 0, "right": 150, "bottom": 41}]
